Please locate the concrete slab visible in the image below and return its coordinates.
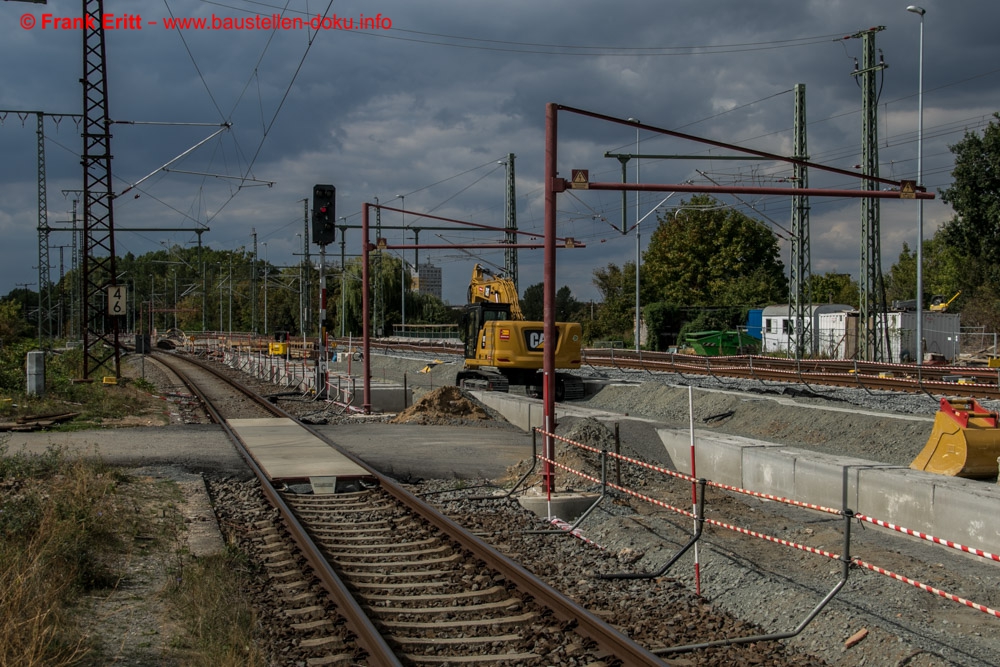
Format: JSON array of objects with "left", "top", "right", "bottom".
[
  {"left": 228, "top": 418, "right": 371, "bottom": 481},
  {"left": 314, "top": 422, "right": 533, "bottom": 480}
]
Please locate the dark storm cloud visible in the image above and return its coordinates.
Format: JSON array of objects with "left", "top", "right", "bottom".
[{"left": 1, "top": 0, "right": 996, "bottom": 305}]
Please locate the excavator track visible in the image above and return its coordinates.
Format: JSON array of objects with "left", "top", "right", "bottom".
[{"left": 456, "top": 370, "right": 510, "bottom": 393}]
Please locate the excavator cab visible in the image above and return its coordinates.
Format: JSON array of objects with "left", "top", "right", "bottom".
[
  {"left": 461, "top": 302, "right": 511, "bottom": 360},
  {"left": 910, "top": 397, "right": 1000, "bottom": 478}
]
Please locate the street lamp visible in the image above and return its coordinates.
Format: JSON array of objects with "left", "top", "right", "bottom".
[
  {"left": 262, "top": 242, "right": 269, "bottom": 334},
  {"left": 397, "top": 194, "right": 406, "bottom": 333},
  {"left": 339, "top": 216, "right": 347, "bottom": 337},
  {"left": 908, "top": 4, "right": 926, "bottom": 368},
  {"left": 627, "top": 193, "right": 680, "bottom": 352},
  {"left": 628, "top": 118, "right": 641, "bottom": 352}
]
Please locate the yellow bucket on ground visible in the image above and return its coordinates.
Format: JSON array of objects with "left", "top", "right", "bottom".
[{"left": 910, "top": 397, "right": 1000, "bottom": 478}]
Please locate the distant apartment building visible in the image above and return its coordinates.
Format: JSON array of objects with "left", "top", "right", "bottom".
[{"left": 416, "top": 264, "right": 442, "bottom": 300}]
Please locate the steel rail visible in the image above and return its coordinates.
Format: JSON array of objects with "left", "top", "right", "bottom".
[
  {"left": 352, "top": 337, "right": 1000, "bottom": 400},
  {"left": 155, "top": 351, "right": 666, "bottom": 666},
  {"left": 153, "top": 352, "right": 401, "bottom": 666}
]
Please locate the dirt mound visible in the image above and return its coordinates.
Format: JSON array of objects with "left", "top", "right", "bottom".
[{"left": 391, "top": 386, "right": 491, "bottom": 425}]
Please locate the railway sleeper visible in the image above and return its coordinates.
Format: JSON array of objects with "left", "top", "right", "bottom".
[
  {"left": 359, "top": 584, "right": 508, "bottom": 603},
  {"left": 323, "top": 544, "right": 452, "bottom": 559},
  {"left": 393, "top": 634, "right": 523, "bottom": 646},
  {"left": 367, "top": 597, "right": 523, "bottom": 615},
  {"left": 378, "top": 611, "right": 538, "bottom": 630},
  {"left": 401, "top": 652, "right": 540, "bottom": 664}
]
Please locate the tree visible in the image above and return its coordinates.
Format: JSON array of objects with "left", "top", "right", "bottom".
[
  {"left": 0, "top": 299, "right": 32, "bottom": 344},
  {"left": 642, "top": 195, "right": 787, "bottom": 307},
  {"left": 555, "top": 286, "right": 581, "bottom": 321},
  {"left": 521, "top": 282, "right": 581, "bottom": 322},
  {"left": 883, "top": 115, "right": 1000, "bottom": 327},
  {"left": 940, "top": 113, "right": 1000, "bottom": 280},
  {"left": 809, "top": 272, "right": 859, "bottom": 308},
  {"left": 642, "top": 301, "right": 682, "bottom": 351},
  {"left": 521, "top": 283, "right": 543, "bottom": 320},
  {"left": 589, "top": 262, "right": 635, "bottom": 343},
  {"left": 884, "top": 236, "right": 964, "bottom": 309},
  {"left": 340, "top": 255, "right": 456, "bottom": 336}
]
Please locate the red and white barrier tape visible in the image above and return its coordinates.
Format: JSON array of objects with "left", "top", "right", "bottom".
[
  {"left": 854, "top": 514, "right": 1000, "bottom": 563},
  {"left": 853, "top": 558, "right": 1000, "bottom": 618}
]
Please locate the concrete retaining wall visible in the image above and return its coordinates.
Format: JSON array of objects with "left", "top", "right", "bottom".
[
  {"left": 473, "top": 391, "right": 545, "bottom": 431},
  {"left": 659, "top": 427, "right": 1000, "bottom": 556},
  {"left": 473, "top": 389, "right": 1000, "bottom": 555}
]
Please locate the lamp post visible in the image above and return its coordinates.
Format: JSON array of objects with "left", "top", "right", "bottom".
[
  {"left": 908, "top": 5, "right": 926, "bottom": 368},
  {"left": 339, "top": 217, "right": 347, "bottom": 338},
  {"left": 295, "top": 233, "right": 304, "bottom": 339},
  {"left": 398, "top": 194, "right": 406, "bottom": 334},
  {"left": 628, "top": 118, "right": 641, "bottom": 352},
  {"left": 262, "top": 242, "right": 269, "bottom": 334}
]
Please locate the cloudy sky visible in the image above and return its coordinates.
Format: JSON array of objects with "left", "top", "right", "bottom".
[{"left": 1, "top": 0, "right": 996, "bottom": 309}]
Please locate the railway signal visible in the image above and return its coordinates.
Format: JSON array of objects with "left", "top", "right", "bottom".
[{"left": 312, "top": 184, "right": 336, "bottom": 246}]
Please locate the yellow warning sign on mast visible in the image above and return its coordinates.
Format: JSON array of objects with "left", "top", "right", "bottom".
[{"left": 570, "top": 169, "right": 589, "bottom": 189}]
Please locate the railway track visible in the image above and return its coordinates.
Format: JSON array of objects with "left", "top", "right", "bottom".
[
  {"left": 359, "top": 339, "right": 1000, "bottom": 400},
  {"left": 152, "top": 351, "right": 666, "bottom": 666}
]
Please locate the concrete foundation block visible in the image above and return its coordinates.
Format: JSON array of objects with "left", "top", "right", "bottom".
[
  {"left": 784, "top": 450, "right": 900, "bottom": 511},
  {"left": 369, "top": 385, "right": 413, "bottom": 413},
  {"left": 518, "top": 492, "right": 601, "bottom": 522},
  {"left": 856, "top": 468, "right": 938, "bottom": 535},
  {"left": 742, "top": 446, "right": 799, "bottom": 499},
  {"left": 658, "top": 428, "right": 772, "bottom": 487},
  {"left": 923, "top": 478, "right": 1000, "bottom": 550},
  {"left": 473, "top": 391, "right": 543, "bottom": 431}
]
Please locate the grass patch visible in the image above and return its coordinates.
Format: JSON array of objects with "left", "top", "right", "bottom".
[
  {"left": 0, "top": 345, "right": 167, "bottom": 429},
  {"left": 0, "top": 445, "right": 135, "bottom": 666},
  {"left": 164, "top": 548, "right": 267, "bottom": 666},
  {"left": 0, "top": 445, "right": 269, "bottom": 665}
]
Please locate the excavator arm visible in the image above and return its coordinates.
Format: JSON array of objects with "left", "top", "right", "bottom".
[{"left": 468, "top": 264, "right": 525, "bottom": 320}]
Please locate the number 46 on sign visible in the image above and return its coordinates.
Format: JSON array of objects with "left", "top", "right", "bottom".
[{"left": 107, "top": 285, "right": 127, "bottom": 316}]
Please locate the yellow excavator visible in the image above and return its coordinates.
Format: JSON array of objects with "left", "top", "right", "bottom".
[
  {"left": 910, "top": 397, "right": 1000, "bottom": 478},
  {"left": 456, "top": 264, "right": 585, "bottom": 400},
  {"left": 929, "top": 291, "right": 961, "bottom": 312}
]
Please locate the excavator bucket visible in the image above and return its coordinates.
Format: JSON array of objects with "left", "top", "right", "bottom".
[{"left": 910, "top": 397, "right": 1000, "bottom": 478}]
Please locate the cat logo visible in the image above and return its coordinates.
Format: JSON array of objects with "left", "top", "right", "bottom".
[{"left": 527, "top": 331, "right": 545, "bottom": 350}]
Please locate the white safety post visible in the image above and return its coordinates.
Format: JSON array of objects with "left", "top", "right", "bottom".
[{"left": 689, "top": 386, "right": 701, "bottom": 595}]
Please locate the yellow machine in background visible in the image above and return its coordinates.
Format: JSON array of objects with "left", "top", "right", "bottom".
[
  {"left": 268, "top": 331, "right": 289, "bottom": 356},
  {"left": 928, "top": 291, "right": 961, "bottom": 312},
  {"left": 910, "top": 397, "right": 1000, "bottom": 478},
  {"left": 457, "top": 264, "right": 584, "bottom": 400}
]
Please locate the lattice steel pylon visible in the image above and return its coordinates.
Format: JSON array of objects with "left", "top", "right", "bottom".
[
  {"left": 502, "top": 153, "right": 518, "bottom": 291},
  {"left": 36, "top": 113, "right": 52, "bottom": 343},
  {"left": 789, "top": 84, "right": 813, "bottom": 359},
  {"left": 81, "top": 0, "right": 121, "bottom": 379},
  {"left": 853, "top": 27, "right": 891, "bottom": 362}
]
